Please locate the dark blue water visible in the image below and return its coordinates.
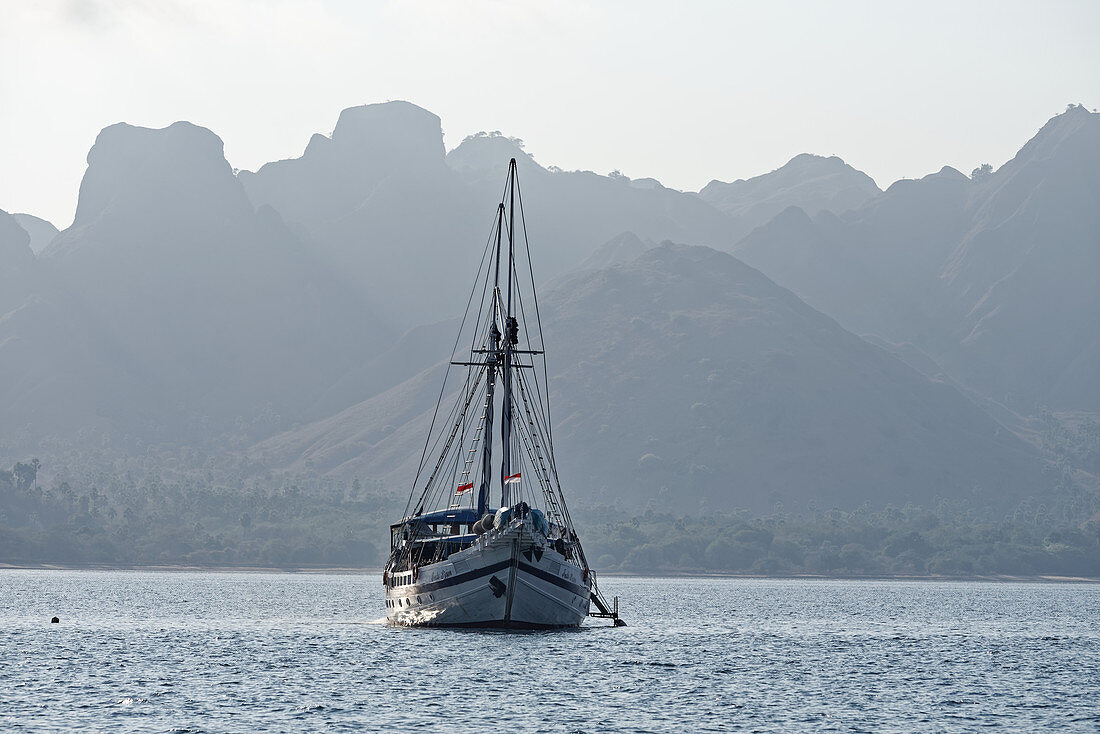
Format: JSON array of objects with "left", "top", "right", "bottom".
[{"left": 1, "top": 571, "right": 1097, "bottom": 732}]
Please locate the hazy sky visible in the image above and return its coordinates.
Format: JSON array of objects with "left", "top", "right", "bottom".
[{"left": 2, "top": 0, "right": 1097, "bottom": 226}]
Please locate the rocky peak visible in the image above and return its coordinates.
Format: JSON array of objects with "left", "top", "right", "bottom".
[
  {"left": 446, "top": 132, "right": 541, "bottom": 177},
  {"left": 699, "top": 153, "right": 880, "bottom": 237},
  {"left": 238, "top": 101, "right": 450, "bottom": 229},
  {"left": 55, "top": 121, "right": 250, "bottom": 250},
  {"left": 0, "top": 209, "right": 35, "bottom": 269},
  {"left": 578, "top": 231, "right": 653, "bottom": 270},
  {"left": 1011, "top": 105, "right": 1097, "bottom": 166},
  {"left": 328, "top": 101, "right": 446, "bottom": 170},
  {"left": 10, "top": 213, "right": 59, "bottom": 254}
]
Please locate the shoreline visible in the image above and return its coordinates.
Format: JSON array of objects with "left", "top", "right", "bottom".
[{"left": 1, "top": 562, "right": 1097, "bottom": 584}]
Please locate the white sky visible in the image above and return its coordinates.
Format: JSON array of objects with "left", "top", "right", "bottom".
[{"left": 1, "top": 0, "right": 1097, "bottom": 227}]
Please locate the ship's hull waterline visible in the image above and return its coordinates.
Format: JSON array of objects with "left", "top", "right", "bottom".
[{"left": 385, "top": 523, "right": 591, "bottom": 629}]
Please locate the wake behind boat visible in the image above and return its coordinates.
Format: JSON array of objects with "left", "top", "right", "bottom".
[{"left": 382, "top": 159, "right": 622, "bottom": 629}]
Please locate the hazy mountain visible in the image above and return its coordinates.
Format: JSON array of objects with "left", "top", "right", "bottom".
[
  {"left": 252, "top": 244, "right": 1050, "bottom": 515},
  {"left": 0, "top": 209, "right": 42, "bottom": 342},
  {"left": 241, "top": 104, "right": 737, "bottom": 328},
  {"left": 699, "top": 154, "right": 881, "bottom": 241},
  {"left": 0, "top": 209, "right": 36, "bottom": 273},
  {"left": 2, "top": 102, "right": 1091, "bottom": 521},
  {"left": 578, "top": 231, "right": 655, "bottom": 270},
  {"left": 0, "top": 209, "right": 146, "bottom": 441},
  {"left": 10, "top": 213, "right": 58, "bottom": 254},
  {"left": 1, "top": 121, "right": 392, "bottom": 447},
  {"left": 239, "top": 102, "right": 484, "bottom": 329},
  {"left": 445, "top": 132, "right": 735, "bottom": 276},
  {"left": 737, "top": 165, "right": 973, "bottom": 341},
  {"left": 3, "top": 102, "right": 879, "bottom": 452},
  {"left": 736, "top": 107, "right": 1100, "bottom": 413}
]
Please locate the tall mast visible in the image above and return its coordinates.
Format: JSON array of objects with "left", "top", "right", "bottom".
[
  {"left": 501, "top": 159, "right": 518, "bottom": 506},
  {"left": 478, "top": 202, "right": 505, "bottom": 518}
]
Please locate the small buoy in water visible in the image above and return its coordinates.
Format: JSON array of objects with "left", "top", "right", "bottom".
[{"left": 51, "top": 617, "right": 59, "bottom": 623}]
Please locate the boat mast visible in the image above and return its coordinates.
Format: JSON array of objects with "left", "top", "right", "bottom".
[
  {"left": 478, "top": 201, "right": 505, "bottom": 518},
  {"left": 501, "top": 158, "right": 518, "bottom": 507}
]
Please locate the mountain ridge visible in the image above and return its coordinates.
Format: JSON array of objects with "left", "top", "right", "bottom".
[
  {"left": 734, "top": 107, "right": 1100, "bottom": 413},
  {"left": 252, "top": 242, "right": 1053, "bottom": 515}
]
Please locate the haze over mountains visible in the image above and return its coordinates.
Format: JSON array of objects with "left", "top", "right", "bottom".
[
  {"left": 3, "top": 121, "right": 390, "bottom": 446},
  {"left": 737, "top": 105, "right": 1100, "bottom": 414},
  {"left": 699, "top": 153, "right": 882, "bottom": 243},
  {"left": 9, "top": 214, "right": 57, "bottom": 255},
  {"left": 239, "top": 103, "right": 735, "bottom": 328},
  {"left": 253, "top": 244, "right": 1048, "bottom": 514},
  {"left": 1, "top": 102, "right": 1096, "bottom": 516}
]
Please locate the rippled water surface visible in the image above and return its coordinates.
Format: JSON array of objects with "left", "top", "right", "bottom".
[{"left": 2, "top": 571, "right": 1098, "bottom": 732}]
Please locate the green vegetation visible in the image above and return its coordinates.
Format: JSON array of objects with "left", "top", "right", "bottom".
[
  {"left": 0, "top": 461, "right": 398, "bottom": 567},
  {"left": 582, "top": 498, "right": 1100, "bottom": 578},
  {"left": 2, "top": 460, "right": 1098, "bottom": 577}
]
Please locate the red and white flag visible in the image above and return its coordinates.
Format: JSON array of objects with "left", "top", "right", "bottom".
[
  {"left": 504, "top": 472, "right": 522, "bottom": 484},
  {"left": 455, "top": 482, "right": 474, "bottom": 494}
]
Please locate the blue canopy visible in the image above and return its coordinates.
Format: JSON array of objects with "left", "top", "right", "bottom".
[{"left": 402, "top": 508, "right": 481, "bottom": 526}]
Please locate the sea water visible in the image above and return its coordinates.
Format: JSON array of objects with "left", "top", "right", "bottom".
[{"left": 1, "top": 571, "right": 1097, "bottom": 732}]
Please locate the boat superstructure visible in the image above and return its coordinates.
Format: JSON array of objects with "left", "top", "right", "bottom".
[{"left": 383, "top": 159, "right": 621, "bottom": 629}]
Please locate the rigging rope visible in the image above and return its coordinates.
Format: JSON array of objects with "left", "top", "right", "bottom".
[{"left": 404, "top": 210, "right": 501, "bottom": 518}]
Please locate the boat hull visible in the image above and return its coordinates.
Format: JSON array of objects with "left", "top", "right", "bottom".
[{"left": 384, "top": 524, "right": 590, "bottom": 629}]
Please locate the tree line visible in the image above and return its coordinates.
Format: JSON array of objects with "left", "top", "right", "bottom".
[{"left": 2, "top": 459, "right": 1097, "bottom": 577}]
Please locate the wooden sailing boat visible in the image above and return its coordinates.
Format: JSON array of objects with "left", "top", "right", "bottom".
[{"left": 382, "top": 159, "right": 622, "bottom": 628}]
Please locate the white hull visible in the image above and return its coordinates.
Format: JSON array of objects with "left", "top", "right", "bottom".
[{"left": 384, "top": 521, "right": 591, "bottom": 629}]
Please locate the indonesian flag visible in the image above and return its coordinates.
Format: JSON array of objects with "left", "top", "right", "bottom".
[
  {"left": 504, "top": 472, "right": 522, "bottom": 484},
  {"left": 455, "top": 482, "right": 474, "bottom": 494}
]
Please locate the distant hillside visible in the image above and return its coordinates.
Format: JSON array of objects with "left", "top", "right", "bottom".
[
  {"left": 10, "top": 213, "right": 58, "bottom": 254},
  {"left": 736, "top": 107, "right": 1100, "bottom": 413},
  {"left": 444, "top": 133, "right": 735, "bottom": 279},
  {"left": 241, "top": 104, "right": 739, "bottom": 328},
  {"left": 0, "top": 101, "right": 1093, "bottom": 523},
  {"left": 578, "top": 231, "right": 655, "bottom": 271},
  {"left": 699, "top": 153, "right": 881, "bottom": 241},
  {"left": 252, "top": 244, "right": 1052, "bottom": 515},
  {"left": 0, "top": 209, "right": 35, "bottom": 273},
  {"left": 0, "top": 122, "right": 392, "bottom": 449}
]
